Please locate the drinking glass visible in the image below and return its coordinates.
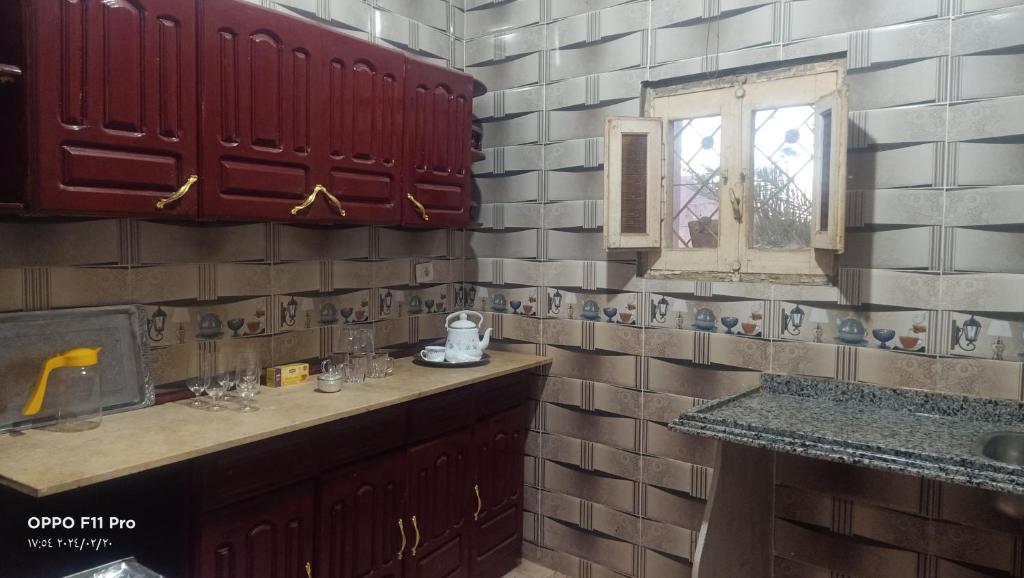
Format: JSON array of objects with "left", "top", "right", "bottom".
[
  {"left": 187, "top": 356, "right": 214, "bottom": 408},
  {"left": 208, "top": 368, "right": 236, "bottom": 412},
  {"left": 342, "top": 327, "right": 374, "bottom": 355},
  {"left": 368, "top": 353, "right": 394, "bottom": 379},
  {"left": 237, "top": 356, "right": 260, "bottom": 412},
  {"left": 187, "top": 375, "right": 208, "bottom": 407},
  {"left": 341, "top": 328, "right": 373, "bottom": 383},
  {"left": 344, "top": 354, "right": 368, "bottom": 383}
]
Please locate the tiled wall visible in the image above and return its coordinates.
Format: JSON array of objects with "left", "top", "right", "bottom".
[
  {"left": 466, "top": 0, "right": 1024, "bottom": 576},
  {"left": 0, "top": 0, "right": 469, "bottom": 391}
]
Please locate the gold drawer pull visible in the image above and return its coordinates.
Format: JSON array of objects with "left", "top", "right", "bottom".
[
  {"left": 411, "top": 515, "right": 421, "bottom": 557},
  {"left": 155, "top": 174, "right": 198, "bottom": 209},
  {"left": 291, "top": 184, "right": 327, "bottom": 216},
  {"left": 473, "top": 484, "right": 482, "bottom": 521},
  {"left": 322, "top": 189, "right": 347, "bottom": 217},
  {"left": 397, "top": 518, "right": 407, "bottom": 560},
  {"left": 406, "top": 193, "right": 430, "bottom": 222}
]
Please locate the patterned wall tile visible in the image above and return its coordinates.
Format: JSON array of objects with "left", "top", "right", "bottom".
[
  {"left": 847, "top": 59, "right": 947, "bottom": 109},
  {"left": 466, "top": 24, "right": 545, "bottom": 66},
  {"left": 481, "top": 112, "right": 544, "bottom": 147},
  {"left": 548, "top": 2, "right": 649, "bottom": 50},
  {"left": 788, "top": 0, "right": 942, "bottom": 40},
  {"left": 467, "top": 52, "right": 544, "bottom": 90},
  {"left": 0, "top": 220, "right": 126, "bottom": 267},
  {"left": 373, "top": 9, "right": 452, "bottom": 63},
  {"left": 845, "top": 188, "right": 945, "bottom": 227},
  {"left": 373, "top": 0, "right": 451, "bottom": 32},
  {"left": 653, "top": 5, "right": 776, "bottom": 65},
  {"left": 550, "top": 0, "right": 646, "bottom": 22},
  {"left": 138, "top": 222, "right": 269, "bottom": 264},
  {"left": 466, "top": 0, "right": 544, "bottom": 38},
  {"left": 475, "top": 86, "right": 545, "bottom": 120},
  {"left": 548, "top": 33, "right": 648, "bottom": 81}
]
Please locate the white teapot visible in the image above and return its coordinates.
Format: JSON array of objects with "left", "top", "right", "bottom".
[{"left": 444, "top": 311, "right": 492, "bottom": 362}]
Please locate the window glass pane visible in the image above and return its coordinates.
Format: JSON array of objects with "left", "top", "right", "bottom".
[
  {"left": 670, "top": 116, "right": 721, "bottom": 249},
  {"left": 751, "top": 105, "right": 815, "bottom": 249}
]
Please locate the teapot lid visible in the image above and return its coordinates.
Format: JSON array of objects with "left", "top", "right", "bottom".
[{"left": 449, "top": 312, "right": 477, "bottom": 329}]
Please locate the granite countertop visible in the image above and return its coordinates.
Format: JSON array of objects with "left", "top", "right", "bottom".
[
  {"left": 0, "top": 351, "right": 550, "bottom": 497},
  {"left": 670, "top": 374, "right": 1024, "bottom": 495}
]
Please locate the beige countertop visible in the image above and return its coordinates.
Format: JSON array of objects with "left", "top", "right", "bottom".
[{"left": 0, "top": 351, "right": 550, "bottom": 497}]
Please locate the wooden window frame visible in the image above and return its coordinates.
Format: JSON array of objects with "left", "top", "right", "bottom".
[{"left": 605, "top": 59, "right": 848, "bottom": 284}]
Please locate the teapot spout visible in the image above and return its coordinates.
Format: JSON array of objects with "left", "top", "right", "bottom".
[{"left": 480, "top": 327, "right": 492, "bottom": 351}]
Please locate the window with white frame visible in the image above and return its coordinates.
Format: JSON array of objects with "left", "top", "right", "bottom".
[{"left": 604, "top": 60, "right": 848, "bottom": 283}]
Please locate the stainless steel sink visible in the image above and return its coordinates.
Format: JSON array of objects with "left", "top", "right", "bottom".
[
  {"left": 978, "top": 432, "right": 1024, "bottom": 518},
  {"left": 980, "top": 432, "right": 1024, "bottom": 466}
]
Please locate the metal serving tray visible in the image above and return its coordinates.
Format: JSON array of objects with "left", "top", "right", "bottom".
[{"left": 0, "top": 305, "right": 153, "bottom": 432}]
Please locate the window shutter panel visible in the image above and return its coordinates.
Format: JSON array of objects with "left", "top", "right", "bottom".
[
  {"left": 811, "top": 88, "right": 848, "bottom": 252},
  {"left": 604, "top": 117, "right": 664, "bottom": 250}
]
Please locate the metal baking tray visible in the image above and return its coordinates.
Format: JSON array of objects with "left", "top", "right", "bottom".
[{"left": 0, "top": 305, "right": 153, "bottom": 432}]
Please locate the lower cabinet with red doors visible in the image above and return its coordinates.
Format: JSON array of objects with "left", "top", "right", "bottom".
[
  {"left": 193, "top": 375, "right": 528, "bottom": 578},
  {"left": 196, "top": 481, "right": 316, "bottom": 578}
]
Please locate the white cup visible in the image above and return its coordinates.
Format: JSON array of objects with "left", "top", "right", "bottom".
[{"left": 420, "top": 346, "right": 446, "bottom": 362}]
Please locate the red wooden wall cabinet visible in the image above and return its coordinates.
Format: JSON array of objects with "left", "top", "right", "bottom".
[
  {"left": 403, "top": 63, "right": 474, "bottom": 228},
  {"left": 1, "top": 0, "right": 475, "bottom": 227},
  {"left": 199, "top": 0, "right": 329, "bottom": 222},
  {"left": 322, "top": 29, "right": 407, "bottom": 226},
  {"left": 3, "top": 0, "right": 200, "bottom": 217}
]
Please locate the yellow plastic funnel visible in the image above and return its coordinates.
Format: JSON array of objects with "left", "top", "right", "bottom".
[{"left": 23, "top": 347, "right": 101, "bottom": 416}]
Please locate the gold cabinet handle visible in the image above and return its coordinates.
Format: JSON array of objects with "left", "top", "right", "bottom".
[
  {"left": 473, "top": 484, "right": 482, "bottom": 521},
  {"left": 291, "top": 184, "right": 327, "bottom": 216},
  {"left": 155, "top": 174, "right": 198, "bottom": 209},
  {"left": 305, "top": 561, "right": 312, "bottom": 578},
  {"left": 321, "top": 188, "right": 347, "bottom": 217},
  {"left": 397, "top": 518, "right": 407, "bottom": 560},
  {"left": 406, "top": 193, "right": 430, "bottom": 222},
  {"left": 411, "top": 515, "right": 421, "bottom": 557}
]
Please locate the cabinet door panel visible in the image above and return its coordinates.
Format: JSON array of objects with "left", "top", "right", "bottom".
[
  {"left": 405, "top": 429, "right": 472, "bottom": 578},
  {"left": 402, "top": 62, "right": 473, "bottom": 228},
  {"left": 470, "top": 406, "right": 527, "bottom": 577},
  {"left": 317, "top": 452, "right": 405, "bottom": 578},
  {"left": 201, "top": 0, "right": 330, "bottom": 221},
  {"left": 33, "top": 0, "right": 198, "bottom": 216},
  {"left": 322, "top": 31, "right": 404, "bottom": 225},
  {"left": 196, "top": 481, "right": 315, "bottom": 578}
]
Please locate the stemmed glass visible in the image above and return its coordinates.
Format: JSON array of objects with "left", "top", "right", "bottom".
[
  {"left": 187, "top": 374, "right": 209, "bottom": 407},
  {"left": 187, "top": 356, "right": 214, "bottom": 408},
  {"left": 236, "top": 355, "right": 260, "bottom": 412},
  {"left": 208, "top": 367, "right": 236, "bottom": 412}
]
